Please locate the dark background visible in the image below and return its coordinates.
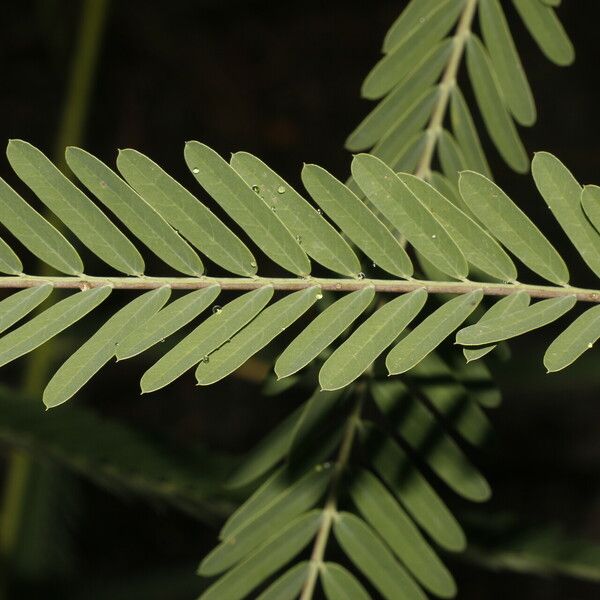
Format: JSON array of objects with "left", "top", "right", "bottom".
[{"left": 0, "top": 1, "right": 599, "bottom": 598}]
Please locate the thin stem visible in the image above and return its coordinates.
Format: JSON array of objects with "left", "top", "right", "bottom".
[
  {"left": 300, "top": 388, "right": 365, "bottom": 600},
  {"left": 53, "top": 0, "right": 111, "bottom": 169},
  {"left": 1, "top": 274, "right": 599, "bottom": 303},
  {"left": 414, "top": 0, "right": 478, "bottom": 179}
]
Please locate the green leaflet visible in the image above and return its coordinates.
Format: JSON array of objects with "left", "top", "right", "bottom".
[
  {"left": 334, "top": 512, "right": 427, "bottom": 600},
  {"left": 465, "top": 36, "right": 528, "bottom": 173},
  {"left": 360, "top": 424, "right": 467, "bottom": 552},
  {"left": 437, "top": 129, "right": 467, "bottom": 187},
  {"left": 352, "top": 155, "right": 467, "bottom": 279},
  {"left": 0, "top": 236, "right": 22, "bottom": 275},
  {"left": 321, "top": 563, "right": 371, "bottom": 600},
  {"left": 301, "top": 164, "right": 412, "bottom": 278},
  {"left": 288, "top": 389, "right": 345, "bottom": 464},
  {"left": 320, "top": 288, "right": 427, "bottom": 391},
  {"left": 582, "top": 185, "right": 600, "bottom": 234},
  {"left": 199, "top": 465, "right": 330, "bottom": 576},
  {"left": 66, "top": 147, "right": 204, "bottom": 276},
  {"left": 198, "top": 510, "right": 322, "bottom": 600},
  {"left": 275, "top": 287, "right": 375, "bottom": 379},
  {"left": 463, "top": 343, "right": 495, "bottom": 364},
  {"left": 0, "top": 286, "right": 112, "bottom": 369},
  {"left": 230, "top": 152, "right": 360, "bottom": 277},
  {"left": 449, "top": 87, "right": 491, "bottom": 178},
  {"left": 459, "top": 170, "right": 569, "bottom": 285},
  {"left": 512, "top": 0, "right": 574, "bottom": 66},
  {"left": 362, "top": 0, "right": 463, "bottom": 99},
  {"left": 349, "top": 468, "right": 456, "bottom": 597},
  {"left": 430, "top": 171, "right": 469, "bottom": 215},
  {"left": 388, "top": 131, "right": 429, "bottom": 174},
  {"left": 0, "top": 177, "right": 83, "bottom": 275},
  {"left": 221, "top": 468, "right": 290, "bottom": 540},
  {"left": 44, "top": 287, "right": 171, "bottom": 409},
  {"left": 457, "top": 295, "right": 576, "bottom": 346},
  {"left": 7, "top": 140, "right": 144, "bottom": 275},
  {"left": 463, "top": 291, "right": 531, "bottom": 362},
  {"left": 141, "top": 286, "right": 274, "bottom": 393},
  {"left": 0, "top": 284, "right": 53, "bottom": 335},
  {"left": 406, "top": 353, "right": 493, "bottom": 447},
  {"left": 116, "top": 148, "right": 256, "bottom": 277},
  {"left": 256, "top": 562, "right": 310, "bottom": 600},
  {"left": 371, "top": 381, "right": 491, "bottom": 502},
  {"left": 480, "top": 0, "right": 536, "bottom": 126},
  {"left": 544, "top": 305, "right": 600, "bottom": 373},
  {"left": 532, "top": 152, "right": 600, "bottom": 279},
  {"left": 116, "top": 285, "right": 220, "bottom": 360},
  {"left": 398, "top": 173, "right": 517, "bottom": 282},
  {"left": 196, "top": 287, "right": 321, "bottom": 386},
  {"left": 347, "top": 39, "right": 452, "bottom": 151},
  {"left": 371, "top": 87, "right": 441, "bottom": 166},
  {"left": 223, "top": 433, "right": 348, "bottom": 536},
  {"left": 382, "top": 0, "right": 449, "bottom": 53},
  {"left": 185, "top": 142, "right": 310, "bottom": 276},
  {"left": 453, "top": 357, "right": 503, "bottom": 408},
  {"left": 225, "top": 404, "right": 305, "bottom": 490},
  {"left": 387, "top": 290, "right": 483, "bottom": 375}
]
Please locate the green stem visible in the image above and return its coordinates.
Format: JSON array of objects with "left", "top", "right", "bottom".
[
  {"left": 0, "top": 274, "right": 599, "bottom": 303},
  {"left": 300, "top": 387, "right": 365, "bottom": 600},
  {"left": 0, "top": 1, "right": 110, "bottom": 595},
  {"left": 0, "top": 454, "right": 31, "bottom": 561},
  {"left": 415, "top": 0, "right": 478, "bottom": 179},
  {"left": 53, "top": 0, "right": 111, "bottom": 169}
]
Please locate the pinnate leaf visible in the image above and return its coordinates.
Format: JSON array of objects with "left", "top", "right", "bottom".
[
  {"left": 116, "top": 285, "right": 220, "bottom": 360},
  {"left": 66, "top": 146, "right": 204, "bottom": 276},
  {"left": 352, "top": 154, "right": 467, "bottom": 279},
  {"left": 185, "top": 141, "right": 310, "bottom": 276},
  {"left": 544, "top": 305, "right": 600, "bottom": 373},
  {"left": 196, "top": 287, "right": 321, "bottom": 386},
  {"left": 44, "top": 287, "right": 171, "bottom": 408},
  {"left": 0, "top": 177, "right": 83, "bottom": 275},
  {"left": 141, "top": 286, "right": 273, "bottom": 393},
  {"left": 0, "top": 286, "right": 112, "bottom": 369},
  {"left": 321, "top": 563, "right": 371, "bottom": 600},
  {"left": 0, "top": 284, "right": 53, "bottom": 335},
  {"left": 0, "top": 237, "right": 22, "bottom": 275},
  {"left": 199, "top": 511, "right": 322, "bottom": 600},
  {"left": 512, "top": 0, "right": 574, "bottom": 66},
  {"left": 349, "top": 468, "right": 456, "bottom": 597},
  {"left": 532, "top": 152, "right": 600, "bottom": 279},
  {"left": 231, "top": 152, "right": 360, "bottom": 277},
  {"left": 334, "top": 512, "right": 427, "bottom": 600},
  {"left": 8, "top": 140, "right": 144, "bottom": 275},
  {"left": 459, "top": 170, "right": 569, "bottom": 285},
  {"left": 463, "top": 291, "right": 530, "bottom": 362},
  {"left": 117, "top": 148, "right": 256, "bottom": 276},
  {"left": 387, "top": 290, "right": 483, "bottom": 375},
  {"left": 456, "top": 295, "right": 576, "bottom": 346},
  {"left": 320, "top": 288, "right": 427, "bottom": 390},
  {"left": 302, "top": 164, "right": 412, "bottom": 278},
  {"left": 275, "top": 287, "right": 375, "bottom": 379}
]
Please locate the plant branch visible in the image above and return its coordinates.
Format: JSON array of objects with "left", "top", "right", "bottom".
[
  {"left": 415, "top": 0, "right": 478, "bottom": 179},
  {"left": 1, "top": 275, "right": 599, "bottom": 303},
  {"left": 300, "top": 387, "right": 365, "bottom": 600}
]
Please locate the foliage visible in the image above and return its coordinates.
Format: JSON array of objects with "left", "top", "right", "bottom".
[{"left": 0, "top": 1, "right": 597, "bottom": 599}]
